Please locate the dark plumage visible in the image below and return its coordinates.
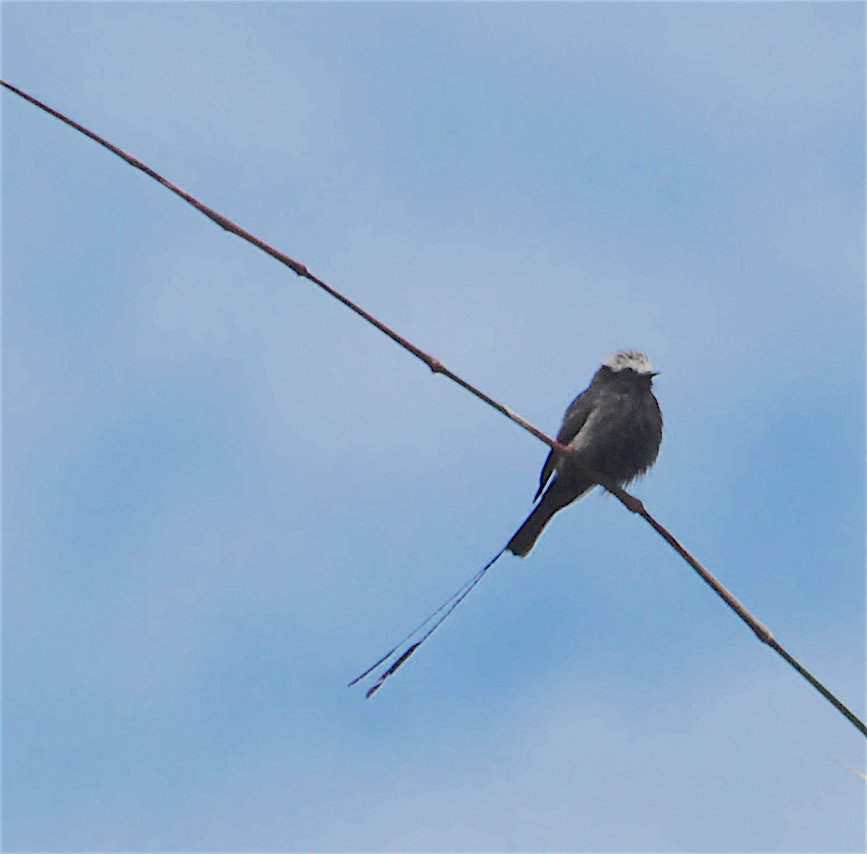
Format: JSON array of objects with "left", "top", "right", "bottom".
[{"left": 507, "top": 350, "right": 663, "bottom": 557}]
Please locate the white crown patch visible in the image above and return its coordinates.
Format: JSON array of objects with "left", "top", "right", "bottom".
[{"left": 604, "top": 350, "right": 653, "bottom": 374}]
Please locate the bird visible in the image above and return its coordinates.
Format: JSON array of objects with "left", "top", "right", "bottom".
[
  {"left": 350, "top": 349, "right": 663, "bottom": 697},
  {"left": 506, "top": 350, "right": 663, "bottom": 557}
]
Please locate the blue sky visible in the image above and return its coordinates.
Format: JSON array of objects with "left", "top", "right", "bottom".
[{"left": 3, "top": 3, "right": 865, "bottom": 851}]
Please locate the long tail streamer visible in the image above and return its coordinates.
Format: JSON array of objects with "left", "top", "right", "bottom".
[{"left": 348, "top": 548, "right": 507, "bottom": 697}]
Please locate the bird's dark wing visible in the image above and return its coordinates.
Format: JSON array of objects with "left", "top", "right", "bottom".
[{"left": 533, "top": 388, "right": 595, "bottom": 501}]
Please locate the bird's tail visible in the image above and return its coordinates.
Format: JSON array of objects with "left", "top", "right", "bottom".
[
  {"left": 507, "top": 479, "right": 594, "bottom": 557},
  {"left": 506, "top": 501, "right": 559, "bottom": 557}
]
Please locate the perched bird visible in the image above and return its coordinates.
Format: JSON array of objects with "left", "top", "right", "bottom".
[
  {"left": 506, "top": 350, "right": 663, "bottom": 557},
  {"left": 351, "top": 349, "right": 663, "bottom": 697}
]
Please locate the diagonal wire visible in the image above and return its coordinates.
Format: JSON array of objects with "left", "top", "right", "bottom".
[{"left": 4, "top": 78, "right": 864, "bottom": 736}]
